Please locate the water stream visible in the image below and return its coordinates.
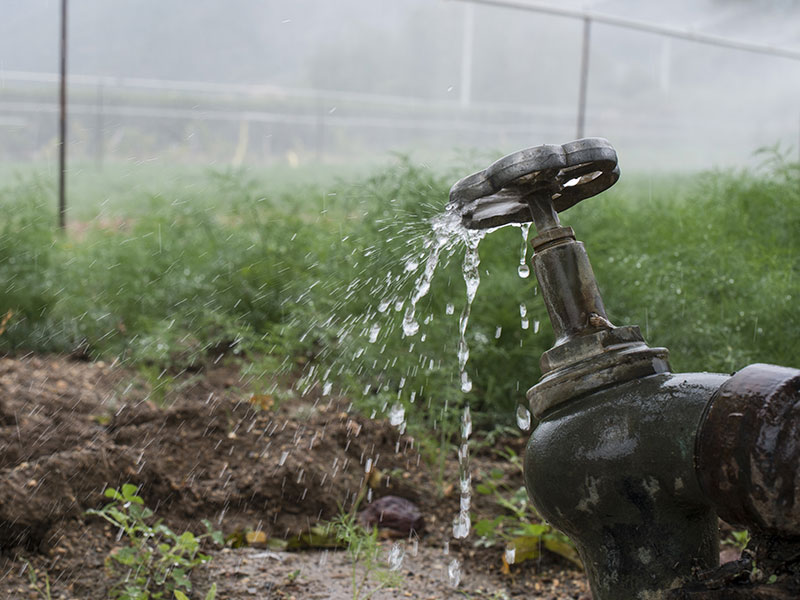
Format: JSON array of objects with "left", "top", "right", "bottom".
[{"left": 273, "top": 200, "right": 540, "bottom": 588}]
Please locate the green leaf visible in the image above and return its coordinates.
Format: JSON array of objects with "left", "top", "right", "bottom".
[
  {"left": 113, "top": 547, "right": 138, "bottom": 566},
  {"left": 105, "top": 487, "right": 125, "bottom": 501},
  {"left": 507, "top": 535, "right": 541, "bottom": 563},
  {"left": 543, "top": 537, "right": 582, "bottom": 568},
  {"left": 171, "top": 568, "right": 191, "bottom": 589},
  {"left": 121, "top": 483, "right": 144, "bottom": 504},
  {"left": 519, "top": 523, "right": 548, "bottom": 537},
  {"left": 205, "top": 583, "right": 217, "bottom": 600},
  {"left": 475, "top": 483, "right": 493, "bottom": 495},
  {"left": 179, "top": 531, "right": 197, "bottom": 544},
  {"left": 174, "top": 592, "right": 190, "bottom": 600}
]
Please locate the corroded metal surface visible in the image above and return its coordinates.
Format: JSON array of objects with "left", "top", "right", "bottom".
[
  {"left": 450, "top": 137, "right": 800, "bottom": 599},
  {"left": 448, "top": 137, "right": 619, "bottom": 230},
  {"left": 525, "top": 372, "right": 729, "bottom": 600},
  {"left": 697, "top": 363, "right": 800, "bottom": 535}
]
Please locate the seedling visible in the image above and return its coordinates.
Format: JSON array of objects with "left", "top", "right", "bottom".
[
  {"left": 332, "top": 511, "right": 404, "bottom": 600},
  {"left": 86, "top": 484, "right": 223, "bottom": 600}
]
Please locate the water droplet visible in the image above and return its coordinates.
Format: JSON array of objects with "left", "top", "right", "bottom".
[
  {"left": 388, "top": 542, "right": 404, "bottom": 571},
  {"left": 505, "top": 545, "right": 516, "bottom": 564},
  {"left": 533, "top": 320, "right": 540, "bottom": 334},
  {"left": 378, "top": 299, "right": 391, "bottom": 313},
  {"left": 402, "top": 312, "right": 419, "bottom": 337},
  {"left": 452, "top": 513, "right": 470, "bottom": 539},
  {"left": 495, "top": 326, "right": 502, "bottom": 339},
  {"left": 389, "top": 403, "right": 405, "bottom": 427},
  {"left": 516, "top": 404, "right": 531, "bottom": 431},
  {"left": 279, "top": 451, "right": 289, "bottom": 466},
  {"left": 322, "top": 381, "right": 332, "bottom": 396},
  {"left": 368, "top": 323, "right": 381, "bottom": 343},
  {"left": 460, "top": 371, "right": 472, "bottom": 393},
  {"left": 461, "top": 405, "right": 472, "bottom": 439},
  {"left": 517, "top": 223, "right": 531, "bottom": 278},
  {"left": 446, "top": 303, "right": 454, "bottom": 315},
  {"left": 448, "top": 558, "right": 462, "bottom": 587}
]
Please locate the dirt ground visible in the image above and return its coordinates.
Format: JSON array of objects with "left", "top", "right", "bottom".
[{"left": 0, "top": 354, "right": 591, "bottom": 600}]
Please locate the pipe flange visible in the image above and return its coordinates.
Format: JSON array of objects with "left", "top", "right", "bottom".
[
  {"left": 696, "top": 363, "right": 800, "bottom": 536},
  {"left": 528, "top": 343, "right": 671, "bottom": 419}
]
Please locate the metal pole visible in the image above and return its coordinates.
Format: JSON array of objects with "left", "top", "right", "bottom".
[
  {"left": 660, "top": 38, "right": 671, "bottom": 93},
  {"left": 315, "top": 97, "right": 325, "bottom": 163},
  {"left": 460, "top": 3, "right": 475, "bottom": 108},
  {"left": 58, "top": 0, "right": 68, "bottom": 229},
  {"left": 95, "top": 80, "right": 104, "bottom": 168},
  {"left": 576, "top": 17, "right": 591, "bottom": 139}
]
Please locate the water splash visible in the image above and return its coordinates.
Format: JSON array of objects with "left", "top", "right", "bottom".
[
  {"left": 520, "top": 303, "right": 529, "bottom": 330},
  {"left": 388, "top": 403, "right": 405, "bottom": 427},
  {"left": 402, "top": 209, "right": 464, "bottom": 337},
  {"left": 447, "top": 558, "right": 462, "bottom": 587},
  {"left": 516, "top": 404, "right": 532, "bottom": 431},
  {"left": 388, "top": 542, "right": 405, "bottom": 571},
  {"left": 517, "top": 223, "right": 531, "bottom": 278},
  {"left": 457, "top": 229, "right": 484, "bottom": 393},
  {"left": 453, "top": 404, "right": 472, "bottom": 539},
  {"left": 368, "top": 323, "right": 381, "bottom": 343}
]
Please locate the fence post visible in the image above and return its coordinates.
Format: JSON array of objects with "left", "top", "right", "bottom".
[
  {"left": 58, "top": 0, "right": 68, "bottom": 229},
  {"left": 576, "top": 16, "right": 591, "bottom": 139},
  {"left": 95, "top": 80, "right": 104, "bottom": 168}
]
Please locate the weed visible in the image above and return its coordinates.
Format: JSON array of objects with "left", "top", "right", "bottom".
[
  {"left": 286, "top": 569, "right": 301, "bottom": 584},
  {"left": 86, "top": 484, "right": 223, "bottom": 600},
  {"left": 726, "top": 529, "right": 751, "bottom": 553},
  {"left": 22, "top": 560, "right": 51, "bottom": 600},
  {"left": 473, "top": 448, "right": 579, "bottom": 567},
  {"left": 332, "top": 511, "right": 404, "bottom": 600},
  {"left": 1, "top": 153, "right": 798, "bottom": 442},
  {"left": 174, "top": 583, "right": 216, "bottom": 600}
]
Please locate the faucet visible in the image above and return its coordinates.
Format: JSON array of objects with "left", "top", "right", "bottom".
[{"left": 448, "top": 138, "right": 800, "bottom": 599}]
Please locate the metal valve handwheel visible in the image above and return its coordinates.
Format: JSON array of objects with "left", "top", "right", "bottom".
[{"left": 448, "top": 137, "right": 620, "bottom": 231}]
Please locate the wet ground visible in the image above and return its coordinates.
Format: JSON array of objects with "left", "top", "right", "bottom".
[{"left": 0, "top": 355, "right": 590, "bottom": 599}]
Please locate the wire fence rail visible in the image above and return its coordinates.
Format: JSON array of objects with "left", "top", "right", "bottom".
[{"left": 0, "top": 69, "right": 770, "bottom": 171}]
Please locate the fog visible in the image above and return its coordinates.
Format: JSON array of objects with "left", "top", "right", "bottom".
[{"left": 1, "top": 0, "right": 799, "bottom": 171}]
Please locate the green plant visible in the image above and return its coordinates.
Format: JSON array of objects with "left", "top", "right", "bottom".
[
  {"left": 86, "top": 484, "right": 223, "bottom": 600},
  {"left": 286, "top": 569, "right": 301, "bottom": 584},
  {"left": 23, "top": 560, "right": 51, "bottom": 600},
  {"left": 332, "top": 511, "right": 404, "bottom": 600},
  {"left": 174, "top": 583, "right": 216, "bottom": 600},
  {"left": 473, "top": 448, "right": 580, "bottom": 567},
  {"left": 726, "top": 529, "right": 751, "bottom": 553}
]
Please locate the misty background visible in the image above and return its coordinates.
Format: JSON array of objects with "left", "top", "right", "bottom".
[{"left": 1, "top": 0, "right": 799, "bottom": 172}]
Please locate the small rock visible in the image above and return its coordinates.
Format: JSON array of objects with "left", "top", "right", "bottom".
[{"left": 358, "top": 495, "right": 424, "bottom": 537}]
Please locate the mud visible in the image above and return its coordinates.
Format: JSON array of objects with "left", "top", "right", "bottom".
[{"left": 0, "top": 355, "right": 591, "bottom": 599}]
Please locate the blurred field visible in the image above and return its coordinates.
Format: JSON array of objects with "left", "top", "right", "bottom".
[{"left": 1, "top": 149, "right": 798, "bottom": 438}]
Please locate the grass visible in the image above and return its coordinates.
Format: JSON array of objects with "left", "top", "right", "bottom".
[{"left": 0, "top": 147, "right": 798, "bottom": 437}]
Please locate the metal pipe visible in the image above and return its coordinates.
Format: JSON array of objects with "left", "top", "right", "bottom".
[{"left": 454, "top": 0, "right": 800, "bottom": 62}]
